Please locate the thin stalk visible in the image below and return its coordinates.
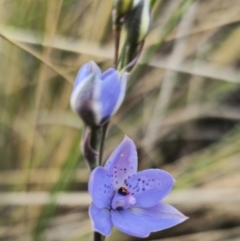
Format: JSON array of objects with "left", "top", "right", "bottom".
[
  {"left": 99, "top": 122, "right": 109, "bottom": 166},
  {"left": 121, "top": 40, "right": 145, "bottom": 72},
  {"left": 114, "top": 27, "right": 121, "bottom": 68},
  {"left": 90, "top": 128, "right": 105, "bottom": 241},
  {"left": 90, "top": 127, "right": 99, "bottom": 170},
  {"left": 92, "top": 124, "right": 109, "bottom": 241},
  {"left": 94, "top": 232, "right": 105, "bottom": 241}
]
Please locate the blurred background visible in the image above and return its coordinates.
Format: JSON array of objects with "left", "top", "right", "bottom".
[{"left": 0, "top": 0, "right": 240, "bottom": 240}]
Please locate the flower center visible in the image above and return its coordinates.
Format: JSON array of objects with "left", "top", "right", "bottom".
[
  {"left": 111, "top": 186, "right": 136, "bottom": 210},
  {"left": 118, "top": 186, "right": 130, "bottom": 196}
]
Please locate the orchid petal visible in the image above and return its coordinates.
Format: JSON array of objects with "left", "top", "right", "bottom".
[
  {"left": 130, "top": 202, "right": 188, "bottom": 232},
  {"left": 73, "top": 62, "right": 91, "bottom": 88},
  {"left": 71, "top": 61, "right": 102, "bottom": 126},
  {"left": 104, "top": 136, "right": 138, "bottom": 189},
  {"left": 112, "top": 72, "right": 128, "bottom": 116},
  {"left": 90, "top": 61, "right": 101, "bottom": 77},
  {"left": 96, "top": 68, "right": 121, "bottom": 124},
  {"left": 73, "top": 61, "right": 101, "bottom": 89},
  {"left": 111, "top": 209, "right": 149, "bottom": 238},
  {"left": 88, "top": 167, "right": 114, "bottom": 208},
  {"left": 100, "top": 68, "right": 117, "bottom": 81},
  {"left": 126, "top": 169, "right": 174, "bottom": 208},
  {"left": 89, "top": 205, "right": 113, "bottom": 236},
  {"left": 70, "top": 72, "right": 95, "bottom": 116}
]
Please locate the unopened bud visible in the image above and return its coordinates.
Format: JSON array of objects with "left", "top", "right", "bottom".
[
  {"left": 126, "top": 0, "right": 151, "bottom": 44},
  {"left": 70, "top": 61, "right": 128, "bottom": 127}
]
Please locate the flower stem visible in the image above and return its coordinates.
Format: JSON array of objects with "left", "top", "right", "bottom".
[
  {"left": 89, "top": 127, "right": 99, "bottom": 169},
  {"left": 113, "top": 27, "right": 121, "bottom": 68},
  {"left": 90, "top": 128, "right": 105, "bottom": 241},
  {"left": 94, "top": 231, "right": 105, "bottom": 241},
  {"left": 99, "top": 122, "right": 109, "bottom": 166}
]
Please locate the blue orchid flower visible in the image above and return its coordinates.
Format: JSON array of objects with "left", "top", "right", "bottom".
[
  {"left": 88, "top": 136, "right": 188, "bottom": 237},
  {"left": 70, "top": 61, "right": 128, "bottom": 127}
]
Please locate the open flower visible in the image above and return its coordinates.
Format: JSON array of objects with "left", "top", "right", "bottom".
[
  {"left": 70, "top": 61, "right": 127, "bottom": 127},
  {"left": 88, "top": 136, "right": 188, "bottom": 237}
]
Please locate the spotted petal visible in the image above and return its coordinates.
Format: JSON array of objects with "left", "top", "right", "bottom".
[
  {"left": 126, "top": 169, "right": 174, "bottom": 208},
  {"left": 88, "top": 167, "right": 114, "bottom": 208},
  {"left": 104, "top": 136, "right": 138, "bottom": 190},
  {"left": 89, "top": 205, "right": 113, "bottom": 236},
  {"left": 130, "top": 202, "right": 188, "bottom": 232},
  {"left": 111, "top": 209, "right": 149, "bottom": 238}
]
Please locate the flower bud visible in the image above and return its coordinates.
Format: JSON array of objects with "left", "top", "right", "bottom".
[
  {"left": 126, "top": 0, "right": 151, "bottom": 44},
  {"left": 118, "top": 0, "right": 151, "bottom": 71},
  {"left": 112, "top": 0, "right": 133, "bottom": 26},
  {"left": 70, "top": 61, "right": 128, "bottom": 127}
]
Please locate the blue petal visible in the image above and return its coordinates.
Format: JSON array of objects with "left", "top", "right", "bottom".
[
  {"left": 126, "top": 169, "right": 174, "bottom": 208},
  {"left": 129, "top": 202, "right": 188, "bottom": 232},
  {"left": 97, "top": 68, "right": 121, "bottom": 124},
  {"left": 112, "top": 72, "right": 128, "bottom": 115},
  {"left": 73, "top": 62, "right": 91, "bottom": 88},
  {"left": 104, "top": 136, "right": 138, "bottom": 190},
  {"left": 111, "top": 209, "right": 149, "bottom": 238},
  {"left": 89, "top": 205, "right": 113, "bottom": 236},
  {"left": 88, "top": 167, "right": 114, "bottom": 208},
  {"left": 90, "top": 61, "right": 101, "bottom": 77},
  {"left": 73, "top": 61, "right": 101, "bottom": 89},
  {"left": 100, "top": 68, "right": 116, "bottom": 81},
  {"left": 70, "top": 72, "right": 94, "bottom": 113}
]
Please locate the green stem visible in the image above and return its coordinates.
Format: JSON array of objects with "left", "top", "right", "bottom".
[
  {"left": 92, "top": 123, "right": 108, "bottom": 241},
  {"left": 94, "top": 231, "right": 105, "bottom": 241},
  {"left": 90, "top": 127, "right": 99, "bottom": 170},
  {"left": 114, "top": 27, "right": 121, "bottom": 68},
  {"left": 99, "top": 122, "right": 109, "bottom": 166}
]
